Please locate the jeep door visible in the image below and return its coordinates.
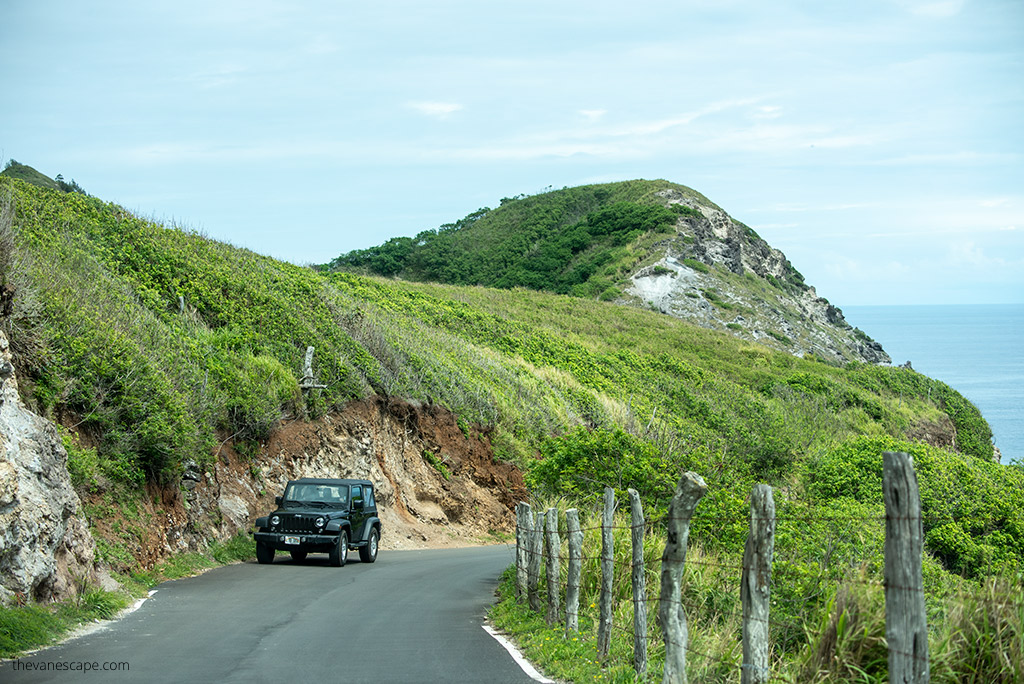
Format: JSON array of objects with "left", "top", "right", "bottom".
[{"left": 349, "top": 484, "right": 369, "bottom": 541}]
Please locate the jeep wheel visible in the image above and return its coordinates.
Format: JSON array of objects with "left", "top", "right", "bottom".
[
  {"left": 359, "top": 527, "right": 379, "bottom": 563},
  {"left": 329, "top": 530, "right": 348, "bottom": 567},
  {"left": 256, "top": 541, "right": 275, "bottom": 565},
  {"left": 289, "top": 550, "right": 307, "bottom": 563}
]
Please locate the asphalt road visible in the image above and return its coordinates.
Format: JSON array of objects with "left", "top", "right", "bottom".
[{"left": 1, "top": 545, "right": 538, "bottom": 684}]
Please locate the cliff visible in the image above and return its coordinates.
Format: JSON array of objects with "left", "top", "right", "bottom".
[
  {"left": 624, "top": 187, "right": 890, "bottom": 364},
  {"left": 0, "top": 329, "right": 113, "bottom": 603}
]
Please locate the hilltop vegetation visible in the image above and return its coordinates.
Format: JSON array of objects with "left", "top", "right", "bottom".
[
  {"left": 2, "top": 169, "right": 1022, "bottom": 677},
  {"left": 327, "top": 181, "right": 694, "bottom": 300},
  {"left": 2, "top": 160, "right": 87, "bottom": 195},
  {"left": 1, "top": 172, "right": 1006, "bottom": 509},
  {"left": 324, "top": 179, "right": 890, "bottom": 365}
]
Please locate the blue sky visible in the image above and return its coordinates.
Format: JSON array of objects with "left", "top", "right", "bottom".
[{"left": 2, "top": 0, "right": 1022, "bottom": 306}]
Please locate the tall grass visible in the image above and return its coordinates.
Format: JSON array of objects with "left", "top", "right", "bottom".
[{"left": 495, "top": 496, "right": 1024, "bottom": 683}]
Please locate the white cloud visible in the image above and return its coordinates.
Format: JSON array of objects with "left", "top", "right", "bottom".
[
  {"left": 948, "top": 240, "right": 1004, "bottom": 268},
  {"left": 752, "top": 105, "right": 782, "bottom": 120},
  {"left": 578, "top": 109, "right": 607, "bottom": 122},
  {"left": 980, "top": 198, "right": 1010, "bottom": 208},
  {"left": 407, "top": 101, "right": 463, "bottom": 119}
]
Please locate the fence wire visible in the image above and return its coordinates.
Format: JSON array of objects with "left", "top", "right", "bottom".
[{"left": 511, "top": 493, "right": 1024, "bottom": 683}]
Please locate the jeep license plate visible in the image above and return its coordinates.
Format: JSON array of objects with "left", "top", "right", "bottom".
[{"left": 284, "top": 535, "right": 300, "bottom": 545}]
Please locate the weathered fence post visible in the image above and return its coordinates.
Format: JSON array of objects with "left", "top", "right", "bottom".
[
  {"left": 545, "top": 507, "right": 561, "bottom": 626},
  {"left": 303, "top": 345, "right": 315, "bottom": 379},
  {"left": 659, "top": 472, "right": 708, "bottom": 684},
  {"left": 883, "top": 451, "right": 930, "bottom": 683},
  {"left": 741, "top": 484, "right": 775, "bottom": 684},
  {"left": 629, "top": 488, "right": 648, "bottom": 676},
  {"left": 597, "top": 487, "right": 615, "bottom": 658},
  {"left": 299, "top": 345, "right": 327, "bottom": 390},
  {"left": 516, "top": 503, "right": 531, "bottom": 602},
  {"left": 565, "top": 508, "right": 582, "bottom": 635},
  {"left": 528, "top": 510, "right": 545, "bottom": 612}
]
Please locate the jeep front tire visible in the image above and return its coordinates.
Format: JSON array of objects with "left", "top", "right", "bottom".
[
  {"left": 329, "top": 530, "right": 348, "bottom": 567},
  {"left": 256, "top": 541, "right": 275, "bottom": 565}
]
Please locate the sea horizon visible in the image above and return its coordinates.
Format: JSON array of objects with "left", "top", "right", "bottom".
[{"left": 841, "top": 303, "right": 1023, "bottom": 465}]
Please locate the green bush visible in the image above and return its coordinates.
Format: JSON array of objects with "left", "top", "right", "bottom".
[
  {"left": 805, "top": 436, "right": 1024, "bottom": 577},
  {"left": 526, "top": 426, "right": 677, "bottom": 506},
  {"left": 682, "top": 258, "right": 709, "bottom": 274}
]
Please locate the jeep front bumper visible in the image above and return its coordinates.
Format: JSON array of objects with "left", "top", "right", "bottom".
[{"left": 254, "top": 531, "right": 343, "bottom": 551}]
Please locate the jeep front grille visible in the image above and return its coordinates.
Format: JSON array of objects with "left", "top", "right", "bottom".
[{"left": 278, "top": 514, "right": 320, "bottom": 534}]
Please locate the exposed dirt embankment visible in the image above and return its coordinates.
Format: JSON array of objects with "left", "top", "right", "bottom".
[{"left": 84, "top": 396, "right": 528, "bottom": 572}]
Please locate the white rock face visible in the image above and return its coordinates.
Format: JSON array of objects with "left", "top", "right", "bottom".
[
  {"left": 623, "top": 190, "right": 890, "bottom": 365},
  {"left": 0, "top": 329, "right": 108, "bottom": 603}
]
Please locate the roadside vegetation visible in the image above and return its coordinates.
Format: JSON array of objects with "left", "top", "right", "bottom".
[
  {"left": 0, "top": 171, "right": 1018, "bottom": 678},
  {"left": 491, "top": 477, "right": 1024, "bottom": 683}
]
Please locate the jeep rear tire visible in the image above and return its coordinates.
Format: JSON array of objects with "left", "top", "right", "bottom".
[
  {"left": 359, "top": 527, "right": 379, "bottom": 563},
  {"left": 329, "top": 530, "right": 348, "bottom": 567},
  {"left": 256, "top": 541, "right": 275, "bottom": 565},
  {"left": 289, "top": 550, "right": 307, "bottom": 562}
]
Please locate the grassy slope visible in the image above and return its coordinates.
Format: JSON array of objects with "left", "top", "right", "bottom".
[
  {"left": 2, "top": 176, "right": 1022, "bottom": 675},
  {"left": 0, "top": 172, "right": 1000, "bottom": 498},
  {"left": 1, "top": 162, "right": 62, "bottom": 192},
  {"left": 325, "top": 179, "right": 717, "bottom": 295}
]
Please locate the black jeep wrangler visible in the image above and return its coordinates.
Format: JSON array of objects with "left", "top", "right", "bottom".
[{"left": 253, "top": 478, "right": 381, "bottom": 566}]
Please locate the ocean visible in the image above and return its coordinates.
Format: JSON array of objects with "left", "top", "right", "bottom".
[{"left": 842, "top": 304, "right": 1024, "bottom": 465}]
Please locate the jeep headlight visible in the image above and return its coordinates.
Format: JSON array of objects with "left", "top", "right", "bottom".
[
  {"left": 270, "top": 515, "right": 280, "bottom": 526},
  {"left": 314, "top": 516, "right": 325, "bottom": 528}
]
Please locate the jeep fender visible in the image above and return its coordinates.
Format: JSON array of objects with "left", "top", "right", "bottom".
[
  {"left": 325, "top": 520, "right": 350, "bottom": 534},
  {"left": 360, "top": 517, "right": 381, "bottom": 543},
  {"left": 254, "top": 516, "right": 269, "bottom": 530}
]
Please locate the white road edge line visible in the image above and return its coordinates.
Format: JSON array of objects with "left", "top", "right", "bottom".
[{"left": 482, "top": 624, "right": 555, "bottom": 683}]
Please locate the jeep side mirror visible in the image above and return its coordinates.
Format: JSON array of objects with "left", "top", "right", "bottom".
[
  {"left": 275, "top": 496, "right": 282, "bottom": 507},
  {"left": 353, "top": 499, "right": 364, "bottom": 510}
]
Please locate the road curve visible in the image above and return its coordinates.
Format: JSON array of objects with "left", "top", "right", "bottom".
[{"left": 1, "top": 545, "right": 537, "bottom": 684}]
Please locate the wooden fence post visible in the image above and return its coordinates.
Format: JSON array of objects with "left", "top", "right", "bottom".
[
  {"left": 659, "top": 471, "right": 708, "bottom": 684},
  {"left": 565, "top": 508, "right": 582, "bottom": 635},
  {"left": 528, "top": 510, "right": 545, "bottom": 612},
  {"left": 597, "top": 487, "right": 615, "bottom": 658},
  {"left": 545, "top": 507, "right": 561, "bottom": 626},
  {"left": 299, "top": 345, "right": 326, "bottom": 390},
  {"left": 516, "top": 503, "right": 531, "bottom": 603},
  {"left": 883, "top": 451, "right": 930, "bottom": 683},
  {"left": 741, "top": 484, "right": 775, "bottom": 684},
  {"left": 629, "top": 488, "right": 648, "bottom": 676}
]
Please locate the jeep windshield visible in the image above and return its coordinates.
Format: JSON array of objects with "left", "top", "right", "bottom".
[{"left": 281, "top": 483, "right": 349, "bottom": 508}]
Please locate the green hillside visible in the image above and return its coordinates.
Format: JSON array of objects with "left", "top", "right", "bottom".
[
  {"left": 1, "top": 159, "right": 87, "bottom": 195},
  {"left": 2, "top": 172, "right": 1011, "bottom": 529},
  {"left": 3, "top": 173, "right": 1022, "bottom": 677},
  {"left": 325, "top": 180, "right": 745, "bottom": 298},
  {"left": 322, "top": 179, "right": 893, "bottom": 366}
]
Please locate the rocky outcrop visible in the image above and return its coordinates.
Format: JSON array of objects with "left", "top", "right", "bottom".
[
  {"left": 623, "top": 189, "right": 890, "bottom": 365},
  {"left": 0, "top": 329, "right": 111, "bottom": 604},
  {"left": 83, "top": 395, "right": 528, "bottom": 573}
]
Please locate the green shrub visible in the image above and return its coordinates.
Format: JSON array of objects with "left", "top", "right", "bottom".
[
  {"left": 422, "top": 450, "right": 451, "bottom": 480},
  {"left": 526, "top": 426, "right": 677, "bottom": 507},
  {"left": 683, "top": 258, "right": 709, "bottom": 274},
  {"left": 62, "top": 432, "right": 100, "bottom": 488},
  {"left": 670, "top": 203, "right": 703, "bottom": 219},
  {"left": 805, "top": 436, "right": 1024, "bottom": 577}
]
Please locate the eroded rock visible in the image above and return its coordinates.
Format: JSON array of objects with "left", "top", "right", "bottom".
[{"left": 0, "top": 329, "right": 111, "bottom": 604}]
